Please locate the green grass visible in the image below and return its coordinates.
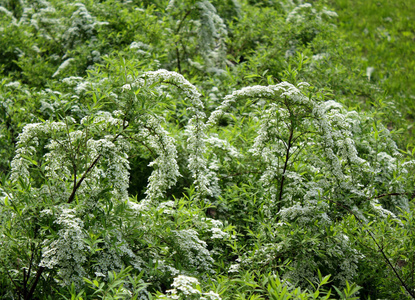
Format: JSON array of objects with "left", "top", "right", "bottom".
[{"left": 330, "top": 0, "right": 415, "bottom": 146}]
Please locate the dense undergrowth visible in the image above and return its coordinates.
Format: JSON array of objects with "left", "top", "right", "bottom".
[{"left": 0, "top": 0, "right": 414, "bottom": 299}]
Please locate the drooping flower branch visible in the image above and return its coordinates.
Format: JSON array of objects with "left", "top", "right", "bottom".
[
  {"left": 208, "top": 81, "right": 412, "bottom": 214},
  {"left": 125, "top": 69, "right": 218, "bottom": 199},
  {"left": 11, "top": 112, "right": 130, "bottom": 204}
]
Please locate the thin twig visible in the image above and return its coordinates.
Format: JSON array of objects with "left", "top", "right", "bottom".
[
  {"left": 277, "top": 98, "right": 294, "bottom": 210},
  {"left": 326, "top": 196, "right": 415, "bottom": 298},
  {"left": 67, "top": 129, "right": 126, "bottom": 204},
  {"left": 174, "top": 10, "right": 192, "bottom": 73}
]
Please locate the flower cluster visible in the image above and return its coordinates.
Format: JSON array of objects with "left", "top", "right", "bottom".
[
  {"left": 11, "top": 111, "right": 130, "bottom": 201},
  {"left": 61, "top": 3, "right": 108, "bottom": 48},
  {"left": 166, "top": 0, "right": 228, "bottom": 73},
  {"left": 172, "top": 229, "right": 214, "bottom": 273},
  {"left": 126, "top": 70, "right": 218, "bottom": 199},
  {"left": 136, "top": 115, "right": 180, "bottom": 201},
  {"left": 157, "top": 275, "right": 221, "bottom": 300},
  {"left": 40, "top": 208, "right": 87, "bottom": 286},
  {"left": 207, "top": 78, "right": 413, "bottom": 287},
  {"left": 286, "top": 3, "right": 338, "bottom": 25}
]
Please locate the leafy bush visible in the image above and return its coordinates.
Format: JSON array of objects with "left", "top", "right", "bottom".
[{"left": 1, "top": 0, "right": 415, "bottom": 299}]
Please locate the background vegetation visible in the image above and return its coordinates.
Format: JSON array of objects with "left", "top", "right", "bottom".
[{"left": 0, "top": 0, "right": 414, "bottom": 299}]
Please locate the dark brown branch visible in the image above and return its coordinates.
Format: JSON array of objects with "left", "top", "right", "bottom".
[
  {"left": 23, "top": 268, "right": 26, "bottom": 296},
  {"left": 174, "top": 10, "right": 192, "bottom": 73},
  {"left": 67, "top": 153, "right": 102, "bottom": 204},
  {"left": 175, "top": 10, "right": 192, "bottom": 35},
  {"left": 175, "top": 46, "right": 182, "bottom": 74},
  {"left": 277, "top": 98, "right": 295, "bottom": 210},
  {"left": 25, "top": 266, "right": 45, "bottom": 300},
  {"left": 277, "top": 127, "right": 293, "bottom": 211},
  {"left": 67, "top": 130, "right": 125, "bottom": 204}
]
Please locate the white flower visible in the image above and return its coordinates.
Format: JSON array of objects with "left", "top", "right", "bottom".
[
  {"left": 5, "top": 81, "right": 21, "bottom": 88},
  {"left": 127, "top": 70, "right": 217, "bottom": 198},
  {"left": 228, "top": 264, "right": 240, "bottom": 273},
  {"left": 170, "top": 275, "right": 201, "bottom": 295},
  {"left": 201, "top": 291, "right": 222, "bottom": 300},
  {"left": 210, "top": 227, "right": 229, "bottom": 239},
  {"left": 52, "top": 58, "right": 74, "bottom": 77}
]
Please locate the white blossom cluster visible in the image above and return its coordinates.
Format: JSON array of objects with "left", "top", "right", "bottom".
[
  {"left": 206, "top": 78, "right": 414, "bottom": 287},
  {"left": 168, "top": 275, "right": 201, "bottom": 296},
  {"left": 38, "top": 209, "right": 147, "bottom": 286},
  {"left": 130, "top": 41, "right": 152, "bottom": 57},
  {"left": 11, "top": 121, "right": 66, "bottom": 184},
  {"left": 136, "top": 115, "right": 180, "bottom": 201},
  {"left": 4, "top": 81, "right": 21, "bottom": 89},
  {"left": 227, "top": 263, "right": 240, "bottom": 273},
  {"left": 286, "top": 3, "right": 337, "bottom": 25},
  {"left": 205, "top": 135, "right": 242, "bottom": 160},
  {"left": 157, "top": 275, "right": 221, "bottom": 300},
  {"left": 196, "top": 0, "right": 227, "bottom": 71},
  {"left": 209, "top": 82, "right": 320, "bottom": 206},
  {"left": 199, "top": 217, "right": 230, "bottom": 240},
  {"left": 157, "top": 200, "right": 176, "bottom": 215},
  {"left": 11, "top": 112, "right": 130, "bottom": 202},
  {"left": 208, "top": 82, "right": 310, "bottom": 127},
  {"left": 40, "top": 208, "right": 87, "bottom": 286},
  {"left": 166, "top": 0, "right": 228, "bottom": 72},
  {"left": 61, "top": 2, "right": 108, "bottom": 48},
  {"left": 279, "top": 200, "right": 331, "bottom": 227},
  {"left": 172, "top": 229, "right": 214, "bottom": 273},
  {"left": 209, "top": 79, "right": 407, "bottom": 215},
  {"left": 126, "top": 70, "right": 219, "bottom": 199},
  {"left": 52, "top": 58, "right": 74, "bottom": 77}
]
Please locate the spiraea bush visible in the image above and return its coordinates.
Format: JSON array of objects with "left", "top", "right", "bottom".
[
  {"left": 1, "top": 65, "right": 414, "bottom": 299},
  {"left": 1, "top": 0, "right": 415, "bottom": 299},
  {"left": 0, "top": 70, "right": 234, "bottom": 298}
]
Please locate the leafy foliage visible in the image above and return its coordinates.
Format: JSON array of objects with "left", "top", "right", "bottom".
[{"left": 1, "top": 0, "right": 415, "bottom": 299}]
